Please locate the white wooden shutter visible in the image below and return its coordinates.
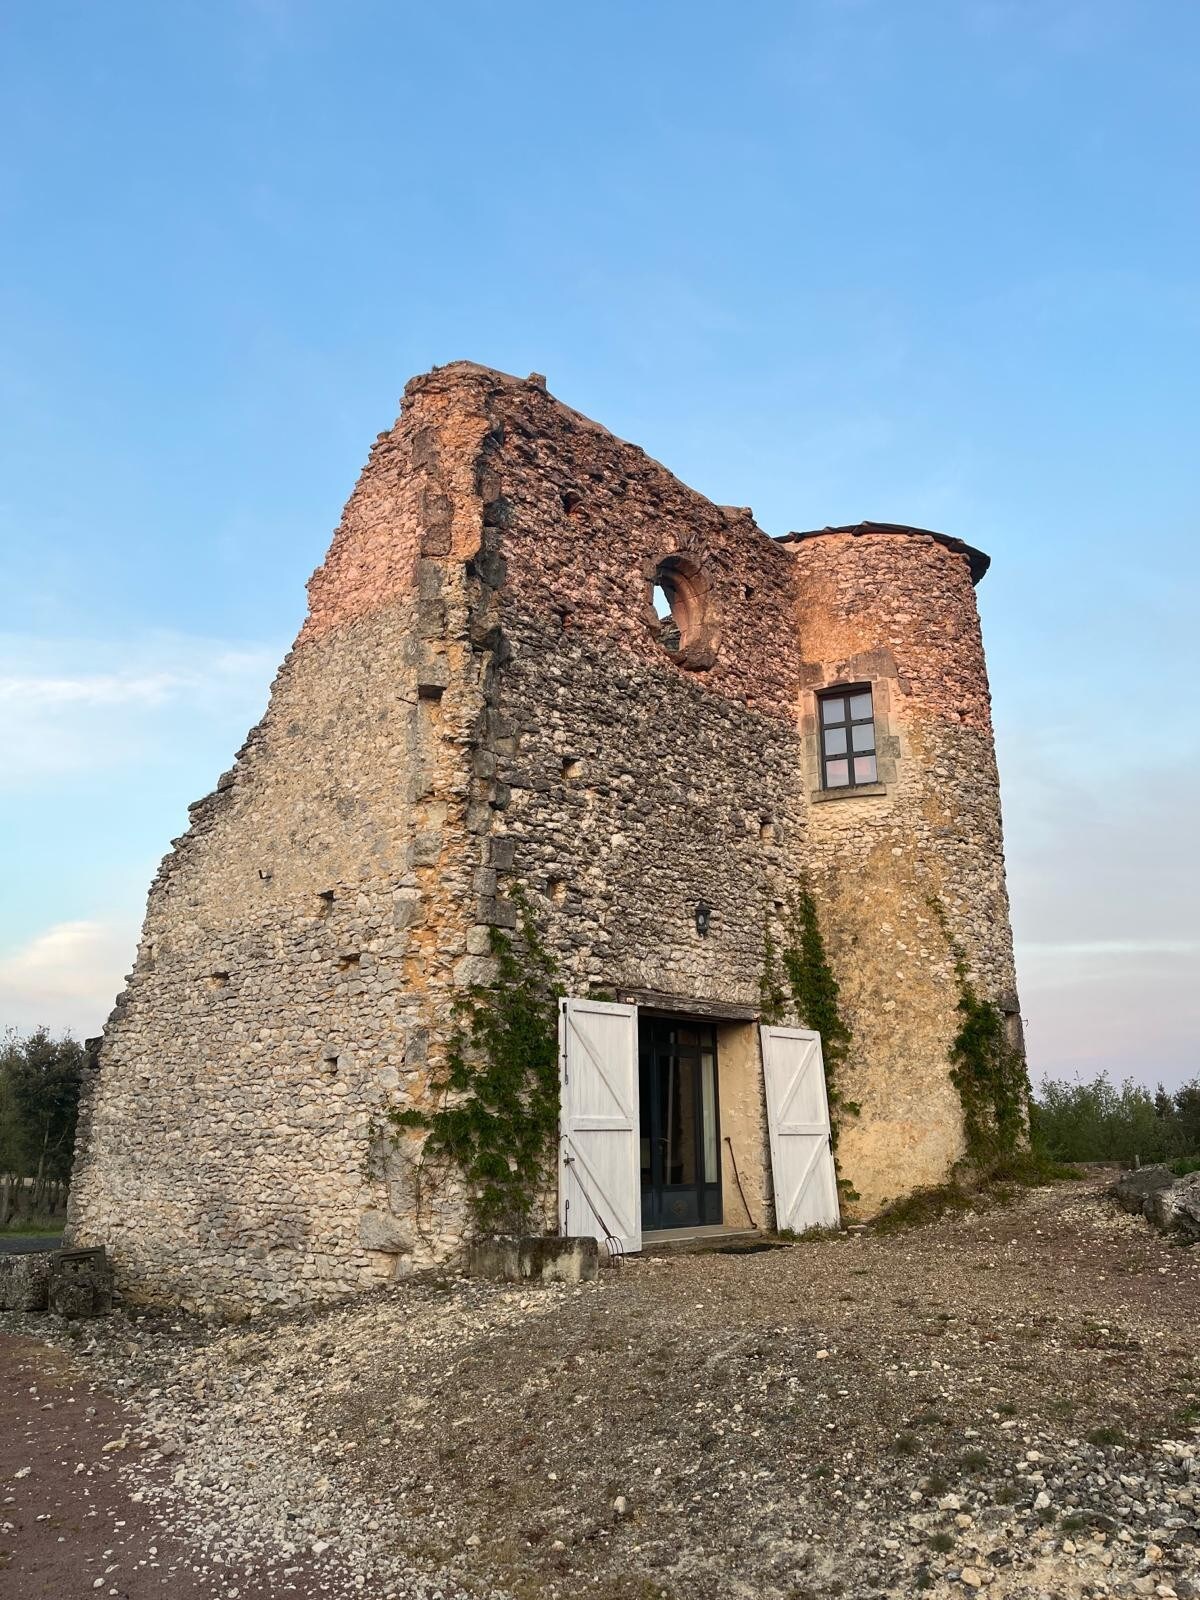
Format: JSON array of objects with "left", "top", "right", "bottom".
[
  {"left": 760, "top": 1025, "right": 841, "bottom": 1233},
  {"left": 559, "top": 998, "right": 641, "bottom": 1253}
]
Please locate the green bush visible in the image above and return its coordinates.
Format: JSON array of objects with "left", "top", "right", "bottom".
[{"left": 1031, "top": 1072, "right": 1200, "bottom": 1165}]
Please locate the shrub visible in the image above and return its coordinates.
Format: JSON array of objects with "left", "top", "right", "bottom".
[{"left": 1031, "top": 1072, "right": 1200, "bottom": 1165}]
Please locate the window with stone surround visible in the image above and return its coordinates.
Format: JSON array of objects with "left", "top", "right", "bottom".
[{"left": 818, "top": 685, "right": 877, "bottom": 789}]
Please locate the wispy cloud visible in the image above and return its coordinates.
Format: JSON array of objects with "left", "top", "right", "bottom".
[
  {"left": 0, "top": 918, "right": 138, "bottom": 1039},
  {"left": 0, "top": 633, "right": 280, "bottom": 787}
]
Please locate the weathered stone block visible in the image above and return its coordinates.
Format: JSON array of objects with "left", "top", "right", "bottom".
[
  {"left": 358, "top": 1210, "right": 411, "bottom": 1253},
  {"left": 1112, "top": 1166, "right": 1175, "bottom": 1217},
  {"left": 48, "top": 1247, "right": 113, "bottom": 1318},
  {"left": 0, "top": 1247, "right": 113, "bottom": 1317},
  {"left": 467, "top": 1235, "right": 599, "bottom": 1284},
  {"left": 0, "top": 1250, "right": 52, "bottom": 1312}
]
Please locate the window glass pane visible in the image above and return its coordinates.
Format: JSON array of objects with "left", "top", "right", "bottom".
[
  {"left": 851, "top": 722, "right": 875, "bottom": 752},
  {"left": 663, "top": 1060, "right": 697, "bottom": 1186},
  {"left": 849, "top": 692, "right": 873, "bottom": 721},
  {"left": 640, "top": 1058, "right": 653, "bottom": 1183},
  {"left": 701, "top": 1056, "right": 718, "bottom": 1185},
  {"left": 825, "top": 758, "right": 850, "bottom": 787},
  {"left": 822, "top": 726, "right": 847, "bottom": 756},
  {"left": 821, "top": 696, "right": 845, "bottom": 725},
  {"left": 853, "top": 755, "right": 877, "bottom": 784}
]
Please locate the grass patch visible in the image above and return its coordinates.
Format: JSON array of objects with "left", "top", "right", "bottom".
[
  {"left": 923, "top": 1471, "right": 950, "bottom": 1496},
  {"left": 1068, "top": 1510, "right": 1107, "bottom": 1536},
  {"left": 909, "top": 1410, "right": 945, "bottom": 1429},
  {"left": 873, "top": 1183, "right": 974, "bottom": 1233},
  {"left": 872, "top": 1151, "right": 1082, "bottom": 1234},
  {"left": 927, "top": 1532, "right": 955, "bottom": 1554},
  {"left": 775, "top": 1225, "right": 841, "bottom": 1244},
  {"left": 990, "top": 1149, "right": 1084, "bottom": 1184},
  {"left": 960, "top": 1448, "right": 990, "bottom": 1473},
  {"left": 1171, "top": 1156, "right": 1200, "bottom": 1177},
  {"left": 0, "top": 1215, "right": 65, "bottom": 1236},
  {"left": 890, "top": 1431, "right": 920, "bottom": 1457},
  {"left": 1086, "top": 1424, "right": 1129, "bottom": 1448}
]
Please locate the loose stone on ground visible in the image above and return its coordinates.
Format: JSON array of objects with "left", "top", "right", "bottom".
[{"left": 2, "top": 1175, "right": 1198, "bottom": 1599}]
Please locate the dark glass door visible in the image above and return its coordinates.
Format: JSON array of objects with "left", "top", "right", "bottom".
[{"left": 638, "top": 1017, "right": 722, "bottom": 1229}]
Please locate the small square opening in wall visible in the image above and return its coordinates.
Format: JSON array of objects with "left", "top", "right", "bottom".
[
  {"left": 818, "top": 685, "right": 878, "bottom": 789},
  {"left": 562, "top": 757, "right": 583, "bottom": 780}
]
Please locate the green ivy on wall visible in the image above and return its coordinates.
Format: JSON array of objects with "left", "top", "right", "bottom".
[
  {"left": 948, "top": 956, "right": 1029, "bottom": 1165},
  {"left": 929, "top": 897, "right": 1031, "bottom": 1166},
  {"left": 764, "top": 882, "right": 860, "bottom": 1198},
  {"left": 387, "top": 890, "right": 562, "bottom": 1236}
]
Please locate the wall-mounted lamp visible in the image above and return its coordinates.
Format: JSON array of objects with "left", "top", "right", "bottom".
[{"left": 695, "top": 899, "right": 712, "bottom": 937}]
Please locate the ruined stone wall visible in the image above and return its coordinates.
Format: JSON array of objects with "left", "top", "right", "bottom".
[
  {"left": 475, "top": 377, "right": 805, "bottom": 1009},
  {"left": 68, "top": 368, "right": 503, "bottom": 1311},
  {"left": 69, "top": 364, "right": 1022, "bottom": 1306},
  {"left": 785, "top": 529, "right": 1020, "bottom": 1212}
]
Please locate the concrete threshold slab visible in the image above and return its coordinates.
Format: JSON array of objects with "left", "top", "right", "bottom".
[{"left": 640, "top": 1226, "right": 784, "bottom": 1257}]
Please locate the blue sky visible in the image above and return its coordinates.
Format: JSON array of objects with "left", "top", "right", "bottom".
[{"left": 1, "top": 1, "right": 1197, "bottom": 1086}]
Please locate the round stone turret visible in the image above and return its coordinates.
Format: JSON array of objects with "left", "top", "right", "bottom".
[{"left": 781, "top": 521, "right": 1020, "bottom": 1212}]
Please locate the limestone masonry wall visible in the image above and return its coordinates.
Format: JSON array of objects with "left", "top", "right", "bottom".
[
  {"left": 69, "top": 363, "right": 1022, "bottom": 1310},
  {"left": 69, "top": 369, "right": 502, "bottom": 1311},
  {"left": 785, "top": 529, "right": 1018, "bottom": 1211}
]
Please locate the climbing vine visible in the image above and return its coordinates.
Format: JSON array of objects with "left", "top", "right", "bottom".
[
  {"left": 765, "top": 881, "right": 860, "bottom": 1199},
  {"left": 386, "top": 890, "right": 562, "bottom": 1236},
  {"left": 759, "top": 922, "right": 787, "bottom": 1026},
  {"left": 929, "top": 898, "right": 1031, "bottom": 1166},
  {"left": 948, "top": 957, "right": 1030, "bottom": 1165}
]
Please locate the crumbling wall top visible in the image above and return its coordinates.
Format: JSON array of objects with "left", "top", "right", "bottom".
[{"left": 778, "top": 521, "right": 991, "bottom": 585}]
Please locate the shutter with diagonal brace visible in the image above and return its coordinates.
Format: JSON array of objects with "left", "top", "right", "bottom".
[
  {"left": 558, "top": 998, "right": 641, "bottom": 1253},
  {"left": 761, "top": 1025, "right": 841, "bottom": 1233}
]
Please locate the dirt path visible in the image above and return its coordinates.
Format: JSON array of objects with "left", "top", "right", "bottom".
[
  {"left": 0, "top": 1331, "right": 216, "bottom": 1598},
  {"left": 0, "top": 1331, "right": 453, "bottom": 1599},
  {"left": 2, "top": 1177, "right": 1198, "bottom": 1599}
]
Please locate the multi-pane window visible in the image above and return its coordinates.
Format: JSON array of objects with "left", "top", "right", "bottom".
[{"left": 819, "top": 686, "right": 877, "bottom": 789}]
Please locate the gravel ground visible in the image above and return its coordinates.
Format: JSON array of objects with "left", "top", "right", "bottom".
[{"left": 2, "top": 1174, "right": 1198, "bottom": 1600}]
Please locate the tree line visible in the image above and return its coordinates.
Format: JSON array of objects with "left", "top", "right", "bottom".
[
  {"left": 1031, "top": 1072, "right": 1200, "bottom": 1168},
  {"left": 0, "top": 1028, "right": 85, "bottom": 1226}
]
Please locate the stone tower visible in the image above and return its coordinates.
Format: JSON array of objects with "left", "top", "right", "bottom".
[{"left": 68, "top": 364, "right": 1021, "bottom": 1312}]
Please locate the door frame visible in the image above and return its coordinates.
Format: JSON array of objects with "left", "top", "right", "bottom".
[{"left": 637, "top": 1012, "right": 723, "bottom": 1230}]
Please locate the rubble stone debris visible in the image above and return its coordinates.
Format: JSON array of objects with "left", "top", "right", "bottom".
[{"left": 1113, "top": 1167, "right": 1200, "bottom": 1243}]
